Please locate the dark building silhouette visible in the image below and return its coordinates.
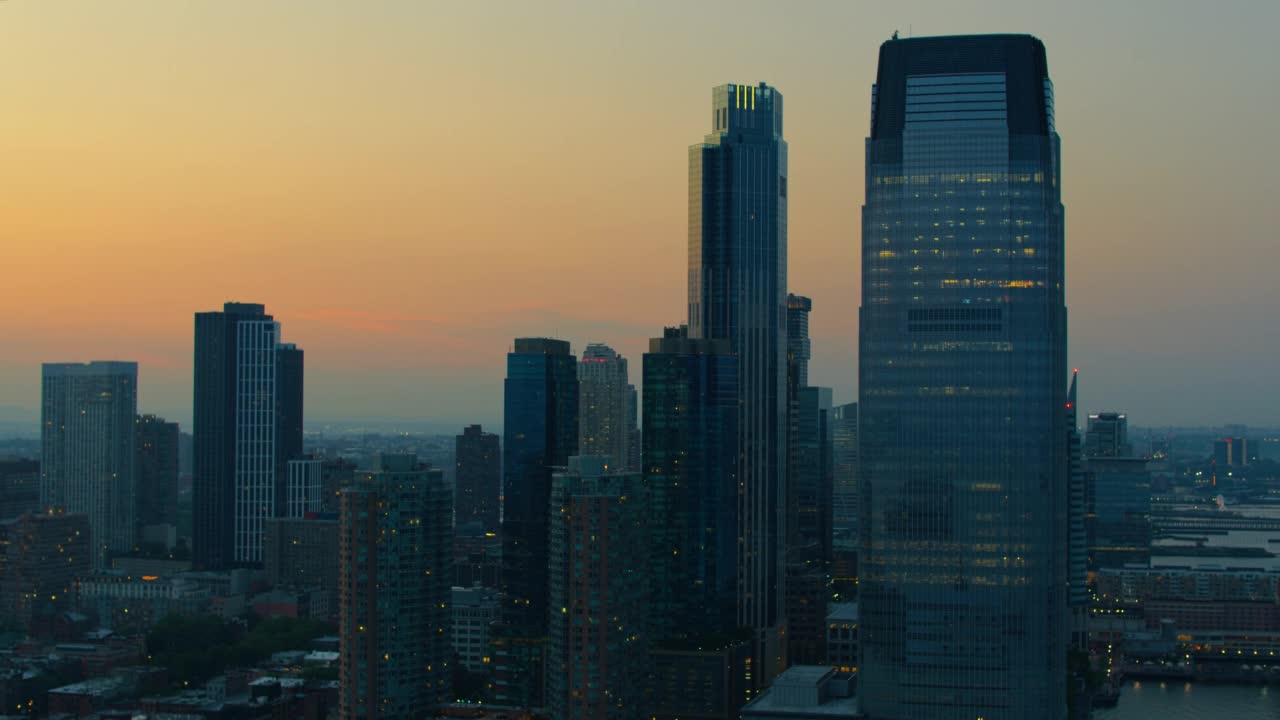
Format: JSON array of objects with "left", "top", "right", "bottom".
[
  {"left": 455, "top": 425, "right": 500, "bottom": 534},
  {"left": 858, "top": 34, "right": 1068, "bottom": 719},
  {"left": 0, "top": 512, "right": 90, "bottom": 632},
  {"left": 492, "top": 337, "right": 577, "bottom": 707},
  {"left": 193, "top": 303, "right": 303, "bottom": 569},
  {"left": 786, "top": 295, "right": 812, "bottom": 388},
  {"left": 338, "top": 455, "right": 451, "bottom": 717},
  {"left": 273, "top": 344, "right": 305, "bottom": 518},
  {"left": 784, "top": 293, "right": 833, "bottom": 666},
  {"left": 1066, "top": 372, "right": 1089, "bottom": 649},
  {"left": 642, "top": 326, "right": 745, "bottom": 720},
  {"left": 643, "top": 326, "right": 739, "bottom": 638},
  {"left": 830, "top": 402, "right": 858, "bottom": 560},
  {"left": 1086, "top": 456, "right": 1151, "bottom": 570},
  {"left": 135, "top": 415, "right": 179, "bottom": 531},
  {"left": 785, "top": 386, "right": 832, "bottom": 667},
  {"left": 1214, "top": 437, "right": 1249, "bottom": 467},
  {"left": 1085, "top": 412, "right": 1132, "bottom": 458},
  {"left": 0, "top": 459, "right": 40, "bottom": 522},
  {"left": 320, "top": 458, "right": 357, "bottom": 514},
  {"left": 689, "top": 81, "right": 789, "bottom": 683},
  {"left": 264, "top": 516, "right": 338, "bottom": 620},
  {"left": 546, "top": 457, "right": 648, "bottom": 720}
]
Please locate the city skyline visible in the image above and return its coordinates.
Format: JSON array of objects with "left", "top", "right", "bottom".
[{"left": 3, "top": 2, "right": 1279, "bottom": 431}]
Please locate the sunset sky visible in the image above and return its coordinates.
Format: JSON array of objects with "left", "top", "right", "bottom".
[{"left": 3, "top": 1, "right": 1277, "bottom": 429}]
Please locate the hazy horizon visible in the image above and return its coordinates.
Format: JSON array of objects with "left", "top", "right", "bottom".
[{"left": 4, "top": 1, "right": 1278, "bottom": 429}]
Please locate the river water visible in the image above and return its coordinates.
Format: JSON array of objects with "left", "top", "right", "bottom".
[
  {"left": 1095, "top": 680, "right": 1280, "bottom": 719},
  {"left": 1153, "top": 503, "right": 1280, "bottom": 571}
]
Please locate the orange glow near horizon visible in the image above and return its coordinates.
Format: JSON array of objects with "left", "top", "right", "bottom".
[{"left": 1, "top": 2, "right": 1278, "bottom": 427}]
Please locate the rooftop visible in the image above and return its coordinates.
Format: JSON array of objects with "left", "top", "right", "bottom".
[{"left": 740, "top": 666, "right": 860, "bottom": 718}]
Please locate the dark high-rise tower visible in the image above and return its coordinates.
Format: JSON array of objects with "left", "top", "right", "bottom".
[
  {"left": 338, "top": 454, "right": 452, "bottom": 717},
  {"left": 492, "top": 337, "right": 577, "bottom": 707},
  {"left": 1066, "top": 372, "right": 1088, "bottom": 650},
  {"left": 193, "top": 303, "right": 303, "bottom": 569},
  {"left": 784, "top": 292, "right": 833, "bottom": 666},
  {"left": 643, "top": 326, "right": 739, "bottom": 639},
  {"left": 577, "top": 343, "right": 633, "bottom": 470},
  {"left": 546, "top": 456, "right": 648, "bottom": 720},
  {"left": 135, "top": 414, "right": 180, "bottom": 530},
  {"left": 786, "top": 294, "right": 812, "bottom": 388},
  {"left": 689, "top": 82, "right": 788, "bottom": 681},
  {"left": 455, "top": 424, "right": 500, "bottom": 534},
  {"left": 858, "top": 35, "right": 1068, "bottom": 719}
]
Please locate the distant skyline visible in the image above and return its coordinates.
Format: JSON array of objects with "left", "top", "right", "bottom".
[{"left": 3, "top": 1, "right": 1278, "bottom": 428}]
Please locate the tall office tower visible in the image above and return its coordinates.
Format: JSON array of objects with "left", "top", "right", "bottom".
[
  {"left": 135, "top": 415, "right": 179, "bottom": 531},
  {"left": 0, "top": 459, "right": 41, "bottom": 521},
  {"left": 493, "top": 338, "right": 577, "bottom": 707},
  {"left": 1084, "top": 412, "right": 1131, "bottom": 458},
  {"left": 193, "top": 303, "right": 303, "bottom": 569},
  {"left": 689, "top": 81, "right": 789, "bottom": 682},
  {"left": 784, "top": 291, "right": 831, "bottom": 666},
  {"left": 1213, "top": 437, "right": 1249, "bottom": 467},
  {"left": 577, "top": 343, "right": 633, "bottom": 470},
  {"left": 643, "top": 326, "right": 740, "bottom": 639},
  {"left": 338, "top": 455, "right": 452, "bottom": 718},
  {"left": 1085, "top": 455, "right": 1151, "bottom": 570},
  {"left": 858, "top": 35, "right": 1068, "bottom": 719},
  {"left": 626, "top": 384, "right": 641, "bottom": 472},
  {"left": 285, "top": 457, "right": 322, "bottom": 518},
  {"left": 274, "top": 343, "right": 305, "bottom": 514},
  {"left": 829, "top": 402, "right": 859, "bottom": 601},
  {"left": 41, "top": 362, "right": 138, "bottom": 568},
  {"left": 830, "top": 403, "right": 858, "bottom": 550},
  {"left": 0, "top": 512, "right": 91, "bottom": 631},
  {"left": 785, "top": 386, "right": 833, "bottom": 666},
  {"left": 786, "top": 295, "right": 812, "bottom": 388},
  {"left": 546, "top": 456, "right": 648, "bottom": 720},
  {"left": 455, "top": 424, "right": 500, "bottom": 533},
  {"left": 1066, "top": 372, "right": 1089, "bottom": 649}
]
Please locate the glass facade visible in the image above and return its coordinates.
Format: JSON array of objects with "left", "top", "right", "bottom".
[
  {"left": 643, "top": 327, "right": 739, "bottom": 640},
  {"left": 689, "top": 82, "right": 788, "bottom": 679},
  {"left": 501, "top": 337, "right": 579, "bottom": 630},
  {"left": 1086, "top": 457, "right": 1152, "bottom": 570},
  {"left": 831, "top": 402, "right": 859, "bottom": 552},
  {"left": 193, "top": 303, "right": 302, "bottom": 570},
  {"left": 40, "top": 361, "right": 138, "bottom": 569},
  {"left": 858, "top": 35, "right": 1068, "bottom": 720}
]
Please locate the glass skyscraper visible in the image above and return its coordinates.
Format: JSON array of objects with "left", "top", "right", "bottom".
[
  {"left": 858, "top": 35, "right": 1068, "bottom": 719},
  {"left": 40, "top": 361, "right": 138, "bottom": 568},
  {"left": 493, "top": 337, "right": 578, "bottom": 707},
  {"left": 689, "top": 82, "right": 788, "bottom": 681},
  {"left": 642, "top": 326, "right": 739, "bottom": 639},
  {"left": 193, "top": 302, "right": 303, "bottom": 569}
]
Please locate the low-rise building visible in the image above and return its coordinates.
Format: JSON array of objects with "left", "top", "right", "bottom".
[
  {"left": 76, "top": 572, "right": 210, "bottom": 631},
  {"left": 452, "top": 585, "right": 499, "bottom": 672},
  {"left": 739, "top": 666, "right": 860, "bottom": 719},
  {"left": 826, "top": 602, "right": 858, "bottom": 672}
]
